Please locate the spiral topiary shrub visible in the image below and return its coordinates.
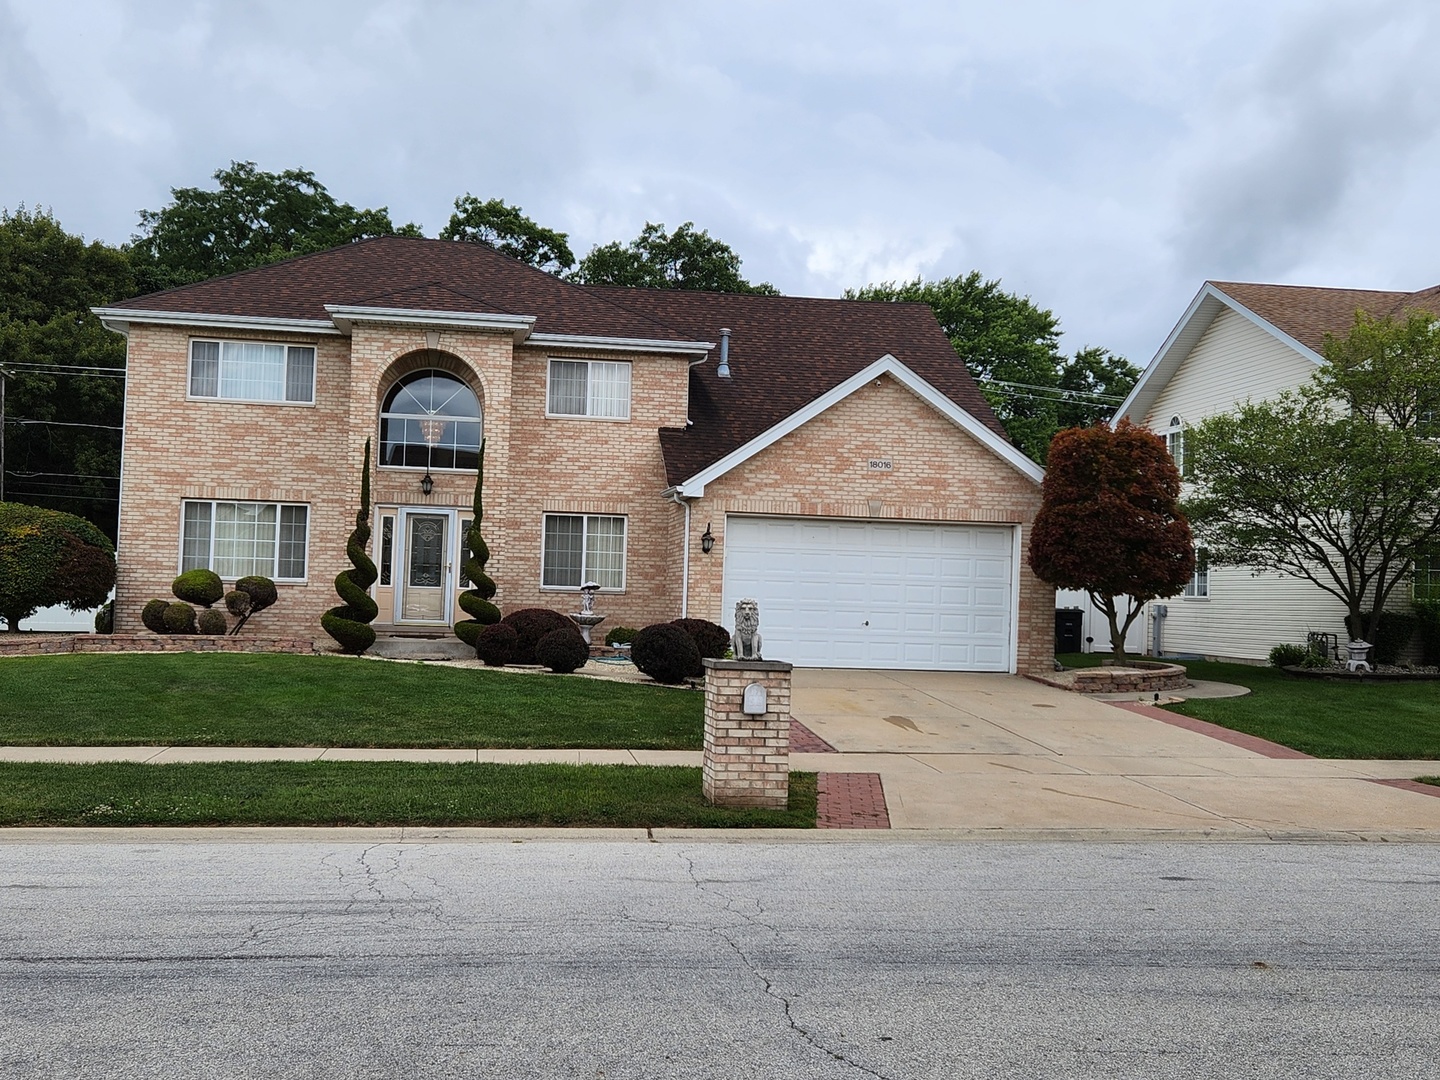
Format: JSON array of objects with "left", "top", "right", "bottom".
[
  {"left": 141, "top": 599, "right": 170, "bottom": 634},
  {"left": 171, "top": 568, "right": 224, "bottom": 608},
  {"left": 631, "top": 623, "right": 702, "bottom": 684},
  {"left": 197, "top": 608, "right": 228, "bottom": 635},
  {"left": 669, "top": 618, "right": 731, "bottom": 660},
  {"left": 321, "top": 439, "right": 380, "bottom": 654},
  {"left": 501, "top": 607, "right": 577, "bottom": 665},
  {"left": 454, "top": 438, "right": 501, "bottom": 648},
  {"left": 605, "top": 626, "right": 638, "bottom": 647},
  {"left": 94, "top": 600, "right": 114, "bottom": 635},
  {"left": 475, "top": 622, "right": 519, "bottom": 667},
  {"left": 535, "top": 626, "right": 590, "bottom": 674},
  {"left": 162, "top": 602, "right": 197, "bottom": 634}
]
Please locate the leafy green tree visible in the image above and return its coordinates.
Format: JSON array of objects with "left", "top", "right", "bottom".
[
  {"left": 0, "top": 501, "right": 116, "bottom": 631},
  {"left": 0, "top": 207, "right": 133, "bottom": 540},
  {"left": 1028, "top": 421, "right": 1194, "bottom": 658},
  {"left": 573, "top": 221, "right": 778, "bottom": 294},
  {"left": 129, "top": 161, "right": 422, "bottom": 291},
  {"left": 1186, "top": 311, "right": 1440, "bottom": 642},
  {"left": 847, "top": 275, "right": 1138, "bottom": 461},
  {"left": 441, "top": 195, "right": 575, "bottom": 273}
]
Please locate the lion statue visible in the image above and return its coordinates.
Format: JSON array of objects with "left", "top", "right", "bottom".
[{"left": 732, "top": 598, "right": 762, "bottom": 660}]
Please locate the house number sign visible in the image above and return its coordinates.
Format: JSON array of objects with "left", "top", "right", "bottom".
[{"left": 867, "top": 458, "right": 893, "bottom": 471}]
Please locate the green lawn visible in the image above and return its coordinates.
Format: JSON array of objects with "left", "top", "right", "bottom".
[
  {"left": 1059, "top": 653, "right": 1440, "bottom": 759},
  {"left": 0, "top": 761, "right": 817, "bottom": 828},
  {"left": 0, "top": 653, "right": 701, "bottom": 749}
]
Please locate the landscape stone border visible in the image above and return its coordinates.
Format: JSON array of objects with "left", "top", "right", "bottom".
[
  {"left": 0, "top": 634, "right": 319, "bottom": 657},
  {"left": 1031, "top": 658, "right": 1189, "bottom": 694}
]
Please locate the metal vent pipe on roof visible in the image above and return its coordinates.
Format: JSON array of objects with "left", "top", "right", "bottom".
[{"left": 717, "top": 327, "right": 731, "bottom": 378}]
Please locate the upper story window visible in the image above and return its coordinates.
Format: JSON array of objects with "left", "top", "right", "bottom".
[
  {"left": 547, "top": 360, "right": 631, "bottom": 419},
  {"left": 380, "top": 370, "right": 482, "bottom": 471},
  {"left": 1165, "top": 415, "right": 1189, "bottom": 478},
  {"left": 189, "top": 339, "right": 315, "bottom": 404}
]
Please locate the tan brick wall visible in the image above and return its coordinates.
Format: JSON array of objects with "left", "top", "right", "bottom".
[
  {"left": 683, "top": 374, "right": 1054, "bottom": 674},
  {"left": 702, "top": 659, "right": 792, "bottom": 809},
  {"left": 115, "top": 322, "right": 693, "bottom": 639}
]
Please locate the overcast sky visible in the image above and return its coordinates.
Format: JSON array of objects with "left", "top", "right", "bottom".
[{"left": 4, "top": 0, "right": 1440, "bottom": 364}]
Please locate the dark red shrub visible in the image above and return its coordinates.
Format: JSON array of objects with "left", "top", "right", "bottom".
[
  {"left": 535, "top": 627, "right": 590, "bottom": 674},
  {"left": 631, "top": 623, "right": 702, "bottom": 684},
  {"left": 669, "top": 618, "right": 731, "bottom": 660},
  {"left": 475, "top": 622, "right": 519, "bottom": 667},
  {"left": 500, "top": 607, "right": 577, "bottom": 665}
]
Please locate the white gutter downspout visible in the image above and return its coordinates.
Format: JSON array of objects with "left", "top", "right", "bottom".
[{"left": 669, "top": 491, "right": 691, "bottom": 619}]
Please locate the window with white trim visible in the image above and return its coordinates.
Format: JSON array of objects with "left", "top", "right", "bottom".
[
  {"left": 542, "top": 514, "right": 626, "bottom": 590},
  {"left": 546, "top": 360, "right": 631, "bottom": 419},
  {"left": 181, "top": 501, "right": 309, "bottom": 581},
  {"left": 1165, "top": 415, "right": 1189, "bottom": 478},
  {"left": 189, "top": 339, "right": 316, "bottom": 403},
  {"left": 1184, "top": 548, "right": 1209, "bottom": 598}
]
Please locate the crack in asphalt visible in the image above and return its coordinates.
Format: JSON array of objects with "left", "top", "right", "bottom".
[{"left": 678, "top": 851, "right": 895, "bottom": 1080}]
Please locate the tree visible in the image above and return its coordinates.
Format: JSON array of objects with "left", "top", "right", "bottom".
[
  {"left": 0, "top": 501, "right": 116, "bottom": 631},
  {"left": 320, "top": 439, "right": 379, "bottom": 655},
  {"left": 441, "top": 195, "right": 575, "bottom": 274},
  {"left": 0, "top": 207, "right": 134, "bottom": 540},
  {"left": 129, "top": 161, "right": 422, "bottom": 291},
  {"left": 1185, "top": 311, "right": 1440, "bottom": 642},
  {"left": 846, "top": 275, "right": 1139, "bottom": 462},
  {"left": 1028, "top": 421, "right": 1195, "bottom": 658},
  {"left": 573, "top": 221, "right": 778, "bottom": 294},
  {"left": 454, "top": 438, "right": 501, "bottom": 648}
]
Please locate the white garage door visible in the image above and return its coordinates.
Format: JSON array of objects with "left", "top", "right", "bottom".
[{"left": 721, "top": 516, "right": 1015, "bottom": 671}]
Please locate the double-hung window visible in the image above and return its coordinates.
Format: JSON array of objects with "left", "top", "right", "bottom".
[
  {"left": 181, "top": 501, "right": 309, "bottom": 581},
  {"left": 1164, "top": 415, "right": 1189, "bottom": 478},
  {"left": 542, "top": 514, "right": 626, "bottom": 590},
  {"left": 546, "top": 360, "right": 631, "bottom": 419},
  {"left": 189, "top": 339, "right": 316, "bottom": 404},
  {"left": 1184, "top": 548, "right": 1209, "bottom": 598}
]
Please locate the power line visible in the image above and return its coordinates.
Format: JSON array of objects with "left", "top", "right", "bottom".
[
  {"left": 4, "top": 418, "right": 124, "bottom": 430},
  {"left": 4, "top": 362, "right": 126, "bottom": 377},
  {"left": 5, "top": 470, "right": 119, "bottom": 480}
]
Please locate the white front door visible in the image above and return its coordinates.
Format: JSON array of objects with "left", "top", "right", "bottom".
[
  {"left": 396, "top": 509, "right": 455, "bottom": 623},
  {"left": 721, "top": 516, "right": 1016, "bottom": 671}
]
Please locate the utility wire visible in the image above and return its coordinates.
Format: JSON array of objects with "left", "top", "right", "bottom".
[
  {"left": 3, "top": 418, "right": 124, "bottom": 430},
  {"left": 5, "top": 470, "right": 119, "bottom": 480}
]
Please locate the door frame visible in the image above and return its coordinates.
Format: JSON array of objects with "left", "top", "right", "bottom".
[{"left": 393, "top": 506, "right": 459, "bottom": 625}]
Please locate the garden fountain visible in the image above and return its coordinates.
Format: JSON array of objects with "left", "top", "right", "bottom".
[{"left": 569, "top": 581, "right": 606, "bottom": 645}]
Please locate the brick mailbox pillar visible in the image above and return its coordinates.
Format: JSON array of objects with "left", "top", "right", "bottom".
[{"left": 701, "top": 658, "right": 794, "bottom": 809}]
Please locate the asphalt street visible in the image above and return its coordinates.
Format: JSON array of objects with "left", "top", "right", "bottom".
[{"left": 3, "top": 838, "right": 1438, "bottom": 1079}]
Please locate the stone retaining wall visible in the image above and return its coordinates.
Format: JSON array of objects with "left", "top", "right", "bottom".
[
  {"left": 0, "top": 634, "right": 319, "bottom": 658},
  {"left": 1068, "top": 660, "right": 1188, "bottom": 694}
]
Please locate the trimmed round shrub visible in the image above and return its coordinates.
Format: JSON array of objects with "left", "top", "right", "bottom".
[
  {"left": 501, "top": 607, "right": 578, "bottom": 665},
  {"left": 224, "top": 590, "right": 252, "bottom": 618},
  {"left": 1373, "top": 612, "right": 1419, "bottom": 666},
  {"left": 197, "top": 608, "right": 228, "bottom": 635},
  {"left": 1268, "top": 643, "right": 1309, "bottom": 668},
  {"left": 605, "top": 626, "right": 638, "bottom": 647},
  {"left": 171, "top": 568, "right": 224, "bottom": 608},
  {"left": 631, "top": 623, "right": 702, "bottom": 684},
  {"left": 162, "top": 602, "right": 197, "bottom": 634},
  {"left": 669, "top": 618, "right": 731, "bottom": 660},
  {"left": 234, "top": 575, "right": 278, "bottom": 614},
  {"left": 475, "top": 622, "right": 519, "bottom": 667},
  {"left": 93, "top": 600, "right": 114, "bottom": 635},
  {"left": 141, "top": 599, "right": 170, "bottom": 634},
  {"left": 535, "top": 627, "right": 590, "bottom": 674}
]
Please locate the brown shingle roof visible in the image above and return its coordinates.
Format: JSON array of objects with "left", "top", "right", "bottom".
[
  {"left": 1210, "top": 280, "right": 1440, "bottom": 352},
  {"left": 111, "top": 236, "right": 1008, "bottom": 486}
]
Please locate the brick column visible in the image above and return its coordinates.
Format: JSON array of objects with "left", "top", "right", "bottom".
[{"left": 701, "top": 658, "right": 793, "bottom": 809}]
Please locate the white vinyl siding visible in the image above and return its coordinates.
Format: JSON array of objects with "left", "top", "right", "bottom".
[
  {"left": 180, "top": 501, "right": 309, "bottom": 581},
  {"left": 541, "top": 514, "right": 626, "bottom": 589},
  {"left": 189, "top": 339, "right": 316, "bottom": 404},
  {"left": 546, "top": 360, "right": 631, "bottom": 419}
]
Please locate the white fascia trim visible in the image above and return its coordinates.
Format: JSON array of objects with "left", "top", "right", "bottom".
[
  {"left": 1115, "top": 283, "right": 1324, "bottom": 423},
  {"left": 324, "top": 305, "right": 537, "bottom": 337},
  {"left": 527, "top": 332, "right": 715, "bottom": 356},
  {"left": 90, "top": 307, "right": 342, "bottom": 336},
  {"left": 674, "top": 354, "right": 1044, "bottom": 497}
]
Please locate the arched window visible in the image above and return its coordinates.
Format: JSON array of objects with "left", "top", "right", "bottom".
[
  {"left": 1165, "top": 415, "right": 1186, "bottom": 476},
  {"left": 380, "top": 370, "right": 482, "bottom": 471}
]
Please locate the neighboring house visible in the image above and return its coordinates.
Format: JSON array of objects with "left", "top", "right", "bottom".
[
  {"left": 1113, "top": 279, "right": 1440, "bottom": 661},
  {"left": 94, "top": 237, "right": 1052, "bottom": 673}
]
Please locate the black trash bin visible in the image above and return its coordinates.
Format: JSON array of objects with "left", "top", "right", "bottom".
[{"left": 1055, "top": 609, "right": 1084, "bottom": 655}]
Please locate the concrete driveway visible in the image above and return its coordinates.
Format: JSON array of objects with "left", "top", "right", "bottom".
[{"left": 789, "top": 668, "right": 1440, "bottom": 838}]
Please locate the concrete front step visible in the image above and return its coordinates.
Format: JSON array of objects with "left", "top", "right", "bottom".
[{"left": 370, "top": 634, "right": 473, "bottom": 661}]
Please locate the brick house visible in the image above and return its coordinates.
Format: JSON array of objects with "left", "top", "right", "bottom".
[{"left": 95, "top": 237, "right": 1052, "bottom": 672}]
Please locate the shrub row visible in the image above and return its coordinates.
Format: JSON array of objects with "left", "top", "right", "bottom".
[
  {"left": 143, "top": 573, "right": 276, "bottom": 636},
  {"left": 471, "top": 610, "right": 732, "bottom": 683}
]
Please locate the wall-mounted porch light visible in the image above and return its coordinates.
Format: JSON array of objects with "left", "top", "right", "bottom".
[
  {"left": 418, "top": 417, "right": 446, "bottom": 496},
  {"left": 700, "top": 522, "right": 715, "bottom": 555}
]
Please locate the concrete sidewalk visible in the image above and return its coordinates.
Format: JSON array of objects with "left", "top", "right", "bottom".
[{"left": 2, "top": 668, "right": 1437, "bottom": 839}]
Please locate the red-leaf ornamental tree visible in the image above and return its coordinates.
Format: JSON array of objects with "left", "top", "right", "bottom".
[{"left": 1028, "top": 420, "right": 1195, "bottom": 659}]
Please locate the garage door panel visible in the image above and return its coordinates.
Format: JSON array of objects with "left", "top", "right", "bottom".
[{"left": 723, "top": 516, "right": 1014, "bottom": 671}]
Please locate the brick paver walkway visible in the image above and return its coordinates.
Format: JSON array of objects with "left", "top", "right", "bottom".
[
  {"left": 790, "top": 720, "right": 837, "bottom": 753},
  {"left": 816, "top": 772, "right": 890, "bottom": 829}
]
